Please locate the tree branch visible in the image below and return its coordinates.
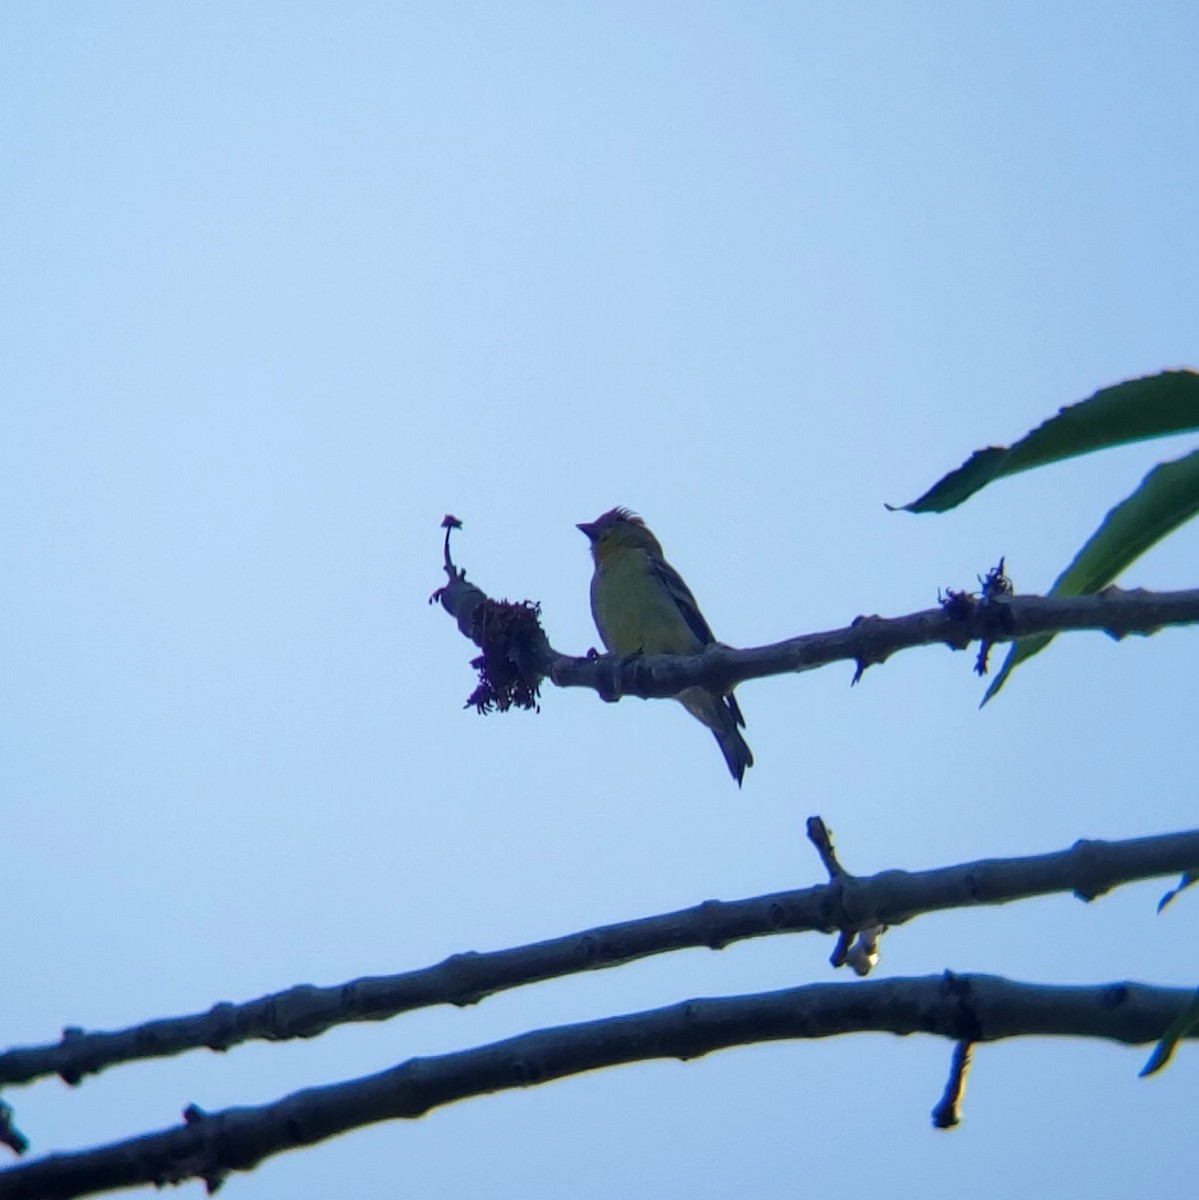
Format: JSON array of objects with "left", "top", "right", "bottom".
[
  {"left": 5, "top": 828, "right": 1196, "bottom": 1091},
  {"left": 557, "top": 586, "right": 1199, "bottom": 696},
  {"left": 1, "top": 973, "right": 1193, "bottom": 1200},
  {"left": 433, "top": 531, "right": 1199, "bottom": 702}
]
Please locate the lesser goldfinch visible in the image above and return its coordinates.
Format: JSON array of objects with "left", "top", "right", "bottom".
[{"left": 577, "top": 507, "right": 753, "bottom": 785}]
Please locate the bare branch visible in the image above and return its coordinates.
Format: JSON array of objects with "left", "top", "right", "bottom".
[
  {"left": 552, "top": 586, "right": 1199, "bottom": 697},
  {"left": 433, "top": 534, "right": 1199, "bottom": 704},
  {"left": 4, "top": 828, "right": 1197, "bottom": 1092},
  {"left": 1, "top": 973, "right": 1194, "bottom": 1199}
]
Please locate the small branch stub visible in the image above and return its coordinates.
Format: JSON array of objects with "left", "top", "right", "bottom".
[
  {"left": 975, "top": 557, "right": 1013, "bottom": 675},
  {"left": 938, "top": 558, "right": 1013, "bottom": 676},
  {"left": 0, "top": 1099, "right": 28, "bottom": 1156},
  {"left": 806, "top": 817, "right": 846, "bottom": 881},
  {"left": 931, "top": 1040, "right": 975, "bottom": 1129},
  {"left": 806, "top": 817, "right": 887, "bottom": 975}
]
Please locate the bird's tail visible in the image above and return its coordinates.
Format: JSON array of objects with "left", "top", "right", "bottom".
[
  {"left": 712, "top": 721, "right": 754, "bottom": 787},
  {"left": 679, "top": 687, "right": 754, "bottom": 786}
]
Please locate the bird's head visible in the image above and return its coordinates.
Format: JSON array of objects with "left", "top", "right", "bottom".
[{"left": 577, "top": 507, "right": 664, "bottom": 562}]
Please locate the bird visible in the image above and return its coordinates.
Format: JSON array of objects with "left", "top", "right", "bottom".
[{"left": 577, "top": 507, "right": 753, "bottom": 785}]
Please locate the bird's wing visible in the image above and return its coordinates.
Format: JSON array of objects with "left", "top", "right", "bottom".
[
  {"left": 651, "top": 555, "right": 745, "bottom": 722},
  {"left": 649, "top": 556, "right": 717, "bottom": 647}
]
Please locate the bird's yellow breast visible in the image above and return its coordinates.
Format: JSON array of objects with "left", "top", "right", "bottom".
[{"left": 590, "top": 547, "right": 704, "bottom": 657}]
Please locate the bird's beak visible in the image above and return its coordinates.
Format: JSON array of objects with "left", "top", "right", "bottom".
[{"left": 577, "top": 521, "right": 599, "bottom": 542}]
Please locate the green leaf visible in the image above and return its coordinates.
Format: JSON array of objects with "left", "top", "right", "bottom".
[
  {"left": 982, "top": 446, "right": 1199, "bottom": 704},
  {"left": 1141, "top": 988, "right": 1199, "bottom": 1077},
  {"left": 1158, "top": 871, "right": 1199, "bottom": 913},
  {"left": 895, "top": 370, "right": 1199, "bottom": 514}
]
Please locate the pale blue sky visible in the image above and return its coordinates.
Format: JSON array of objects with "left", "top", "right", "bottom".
[{"left": 3, "top": 5, "right": 1198, "bottom": 1198}]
